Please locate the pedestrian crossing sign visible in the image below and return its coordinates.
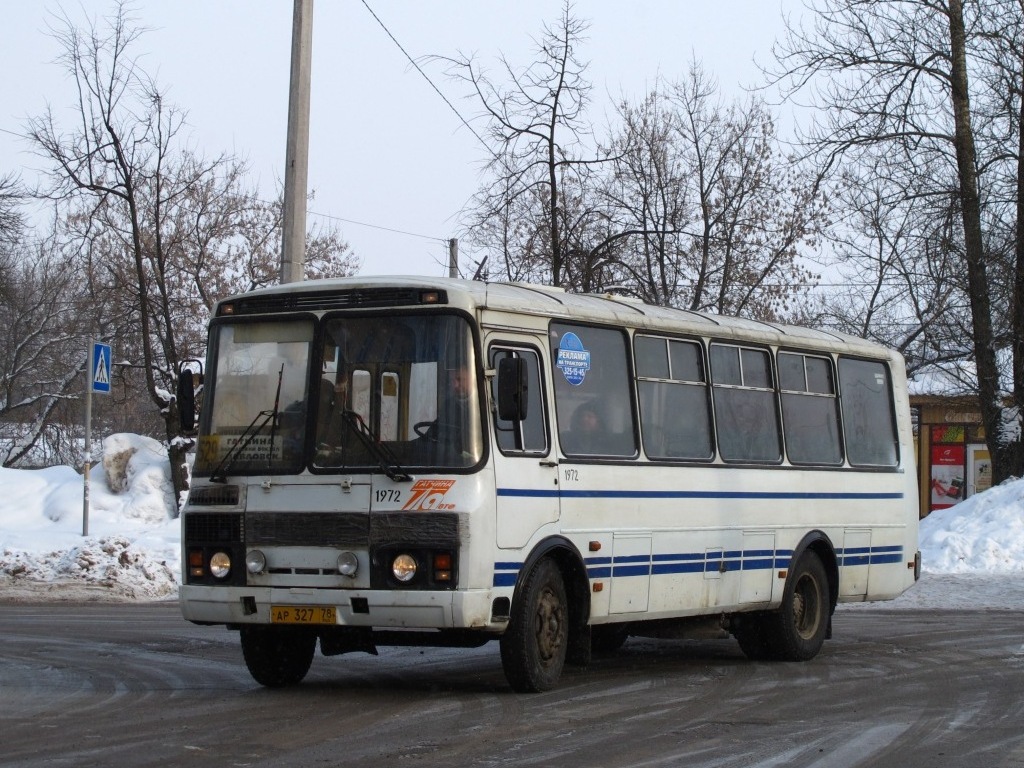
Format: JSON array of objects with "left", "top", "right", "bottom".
[{"left": 91, "top": 342, "right": 112, "bottom": 395}]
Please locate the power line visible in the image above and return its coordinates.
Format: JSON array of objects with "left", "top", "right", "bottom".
[
  {"left": 307, "top": 207, "right": 446, "bottom": 243},
  {"left": 359, "top": 0, "right": 493, "bottom": 156}
]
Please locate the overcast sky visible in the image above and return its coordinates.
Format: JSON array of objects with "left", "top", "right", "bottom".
[{"left": 1, "top": 1, "right": 800, "bottom": 278}]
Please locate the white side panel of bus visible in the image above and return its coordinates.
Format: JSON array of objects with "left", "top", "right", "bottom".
[
  {"left": 739, "top": 532, "right": 775, "bottom": 604},
  {"left": 610, "top": 533, "right": 652, "bottom": 614},
  {"left": 841, "top": 528, "right": 871, "bottom": 598},
  {"left": 494, "top": 460, "right": 560, "bottom": 549}
]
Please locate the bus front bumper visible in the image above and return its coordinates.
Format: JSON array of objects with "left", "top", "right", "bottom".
[{"left": 179, "top": 585, "right": 503, "bottom": 631}]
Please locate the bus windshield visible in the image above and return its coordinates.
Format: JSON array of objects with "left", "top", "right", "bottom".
[
  {"left": 196, "top": 319, "right": 315, "bottom": 476},
  {"left": 195, "top": 313, "right": 483, "bottom": 476}
]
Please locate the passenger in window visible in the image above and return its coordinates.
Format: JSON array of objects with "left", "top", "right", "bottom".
[
  {"left": 421, "top": 364, "right": 476, "bottom": 460},
  {"left": 566, "top": 402, "right": 607, "bottom": 455},
  {"left": 321, "top": 376, "right": 348, "bottom": 416},
  {"left": 449, "top": 366, "right": 473, "bottom": 406}
]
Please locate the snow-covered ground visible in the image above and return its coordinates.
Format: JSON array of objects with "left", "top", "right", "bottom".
[
  {"left": 0, "top": 434, "right": 180, "bottom": 601},
  {"left": 1, "top": 434, "right": 1022, "bottom": 608}
]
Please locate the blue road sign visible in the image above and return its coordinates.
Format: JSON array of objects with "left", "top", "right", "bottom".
[{"left": 91, "top": 342, "right": 112, "bottom": 395}]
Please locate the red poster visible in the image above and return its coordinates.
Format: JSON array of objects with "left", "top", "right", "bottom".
[{"left": 930, "top": 444, "right": 965, "bottom": 511}]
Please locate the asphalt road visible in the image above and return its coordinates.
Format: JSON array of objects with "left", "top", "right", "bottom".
[{"left": 2, "top": 602, "right": 1023, "bottom": 768}]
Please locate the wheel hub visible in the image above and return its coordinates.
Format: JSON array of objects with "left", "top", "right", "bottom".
[{"left": 535, "top": 588, "right": 565, "bottom": 663}]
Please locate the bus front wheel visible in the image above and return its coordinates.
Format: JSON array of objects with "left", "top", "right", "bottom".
[
  {"left": 500, "top": 558, "right": 568, "bottom": 692},
  {"left": 240, "top": 625, "right": 316, "bottom": 687}
]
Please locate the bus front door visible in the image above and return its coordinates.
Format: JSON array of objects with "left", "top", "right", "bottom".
[{"left": 489, "top": 343, "right": 559, "bottom": 549}]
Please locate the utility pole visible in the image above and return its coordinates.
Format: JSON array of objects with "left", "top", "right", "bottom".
[
  {"left": 448, "top": 238, "right": 459, "bottom": 278},
  {"left": 280, "top": 0, "right": 314, "bottom": 284}
]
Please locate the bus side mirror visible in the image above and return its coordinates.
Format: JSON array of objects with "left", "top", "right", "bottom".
[
  {"left": 497, "top": 357, "right": 528, "bottom": 421},
  {"left": 177, "top": 361, "right": 203, "bottom": 432}
]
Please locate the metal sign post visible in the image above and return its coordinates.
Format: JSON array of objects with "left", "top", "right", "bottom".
[{"left": 83, "top": 342, "right": 112, "bottom": 536}]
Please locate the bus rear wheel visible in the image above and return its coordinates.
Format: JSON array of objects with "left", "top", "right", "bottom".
[
  {"left": 500, "top": 558, "right": 568, "bottom": 692},
  {"left": 735, "top": 551, "right": 830, "bottom": 662},
  {"left": 240, "top": 625, "right": 316, "bottom": 687},
  {"left": 768, "top": 551, "right": 829, "bottom": 661}
]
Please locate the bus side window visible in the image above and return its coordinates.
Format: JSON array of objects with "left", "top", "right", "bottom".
[
  {"left": 779, "top": 352, "right": 843, "bottom": 466},
  {"left": 635, "top": 335, "right": 713, "bottom": 460},
  {"left": 838, "top": 357, "right": 899, "bottom": 467},
  {"left": 551, "top": 323, "right": 637, "bottom": 458},
  {"left": 489, "top": 347, "right": 548, "bottom": 455},
  {"left": 711, "top": 344, "right": 782, "bottom": 463}
]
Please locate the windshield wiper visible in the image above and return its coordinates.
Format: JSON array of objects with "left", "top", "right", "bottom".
[
  {"left": 341, "top": 410, "right": 412, "bottom": 482},
  {"left": 208, "top": 409, "right": 277, "bottom": 483},
  {"left": 210, "top": 366, "right": 284, "bottom": 483}
]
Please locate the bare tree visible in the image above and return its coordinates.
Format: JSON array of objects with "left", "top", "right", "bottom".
[
  {"left": 0, "top": 237, "right": 88, "bottom": 467},
  {"left": 600, "top": 87, "right": 690, "bottom": 305},
  {"left": 445, "top": 1, "right": 600, "bottom": 286},
  {"left": 0, "top": 174, "right": 24, "bottom": 248},
  {"left": 973, "top": 0, "right": 1024, "bottom": 452},
  {"left": 0, "top": 176, "right": 95, "bottom": 467},
  {"left": 25, "top": 4, "right": 356, "bottom": 504},
  {"left": 770, "top": 0, "right": 1023, "bottom": 482},
  {"left": 821, "top": 153, "right": 971, "bottom": 378},
  {"left": 599, "top": 67, "right": 826, "bottom": 318}
]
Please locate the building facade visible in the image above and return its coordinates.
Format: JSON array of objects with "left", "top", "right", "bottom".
[{"left": 911, "top": 395, "right": 992, "bottom": 519}]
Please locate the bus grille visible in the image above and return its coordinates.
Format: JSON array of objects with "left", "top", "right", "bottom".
[
  {"left": 185, "top": 512, "right": 243, "bottom": 544},
  {"left": 247, "top": 512, "right": 370, "bottom": 547},
  {"left": 241, "top": 512, "right": 462, "bottom": 548}
]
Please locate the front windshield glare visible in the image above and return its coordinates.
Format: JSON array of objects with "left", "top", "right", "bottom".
[
  {"left": 313, "top": 314, "right": 482, "bottom": 471},
  {"left": 196, "top": 320, "right": 314, "bottom": 476}
]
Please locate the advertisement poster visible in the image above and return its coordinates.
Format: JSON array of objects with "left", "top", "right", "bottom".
[
  {"left": 971, "top": 448, "right": 992, "bottom": 495},
  {"left": 930, "top": 443, "right": 965, "bottom": 511}
]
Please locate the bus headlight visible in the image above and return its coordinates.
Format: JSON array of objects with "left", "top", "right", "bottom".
[
  {"left": 209, "top": 551, "right": 232, "bottom": 579},
  {"left": 337, "top": 551, "right": 358, "bottom": 577},
  {"left": 391, "top": 554, "right": 417, "bottom": 582},
  {"left": 245, "top": 550, "right": 267, "bottom": 575}
]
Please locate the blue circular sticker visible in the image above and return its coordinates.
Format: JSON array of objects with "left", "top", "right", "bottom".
[{"left": 556, "top": 332, "right": 591, "bottom": 386}]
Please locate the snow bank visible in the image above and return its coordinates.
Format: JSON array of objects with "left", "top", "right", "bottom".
[
  {"left": 919, "top": 476, "right": 1024, "bottom": 573},
  {"left": 0, "top": 433, "right": 180, "bottom": 601}
]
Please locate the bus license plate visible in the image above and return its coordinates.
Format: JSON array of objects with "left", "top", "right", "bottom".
[{"left": 270, "top": 605, "right": 337, "bottom": 625}]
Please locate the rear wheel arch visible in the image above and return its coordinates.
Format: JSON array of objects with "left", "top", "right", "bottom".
[
  {"left": 789, "top": 530, "right": 838, "bottom": 615},
  {"left": 734, "top": 531, "right": 837, "bottom": 663}
]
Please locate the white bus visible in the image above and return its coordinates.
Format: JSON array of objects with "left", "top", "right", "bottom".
[{"left": 178, "top": 276, "right": 920, "bottom": 692}]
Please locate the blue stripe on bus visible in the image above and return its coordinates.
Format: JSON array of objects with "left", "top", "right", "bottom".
[
  {"left": 496, "top": 488, "right": 904, "bottom": 500},
  {"left": 653, "top": 552, "right": 704, "bottom": 562},
  {"left": 493, "top": 545, "right": 905, "bottom": 586},
  {"left": 836, "top": 545, "right": 905, "bottom": 567}
]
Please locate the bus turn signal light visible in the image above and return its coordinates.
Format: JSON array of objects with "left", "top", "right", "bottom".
[{"left": 433, "top": 553, "right": 453, "bottom": 582}]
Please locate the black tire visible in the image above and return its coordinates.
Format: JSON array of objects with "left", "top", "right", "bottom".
[
  {"left": 240, "top": 626, "right": 316, "bottom": 687},
  {"left": 764, "top": 550, "right": 830, "bottom": 661},
  {"left": 591, "top": 623, "right": 630, "bottom": 655},
  {"left": 500, "top": 558, "right": 568, "bottom": 692}
]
